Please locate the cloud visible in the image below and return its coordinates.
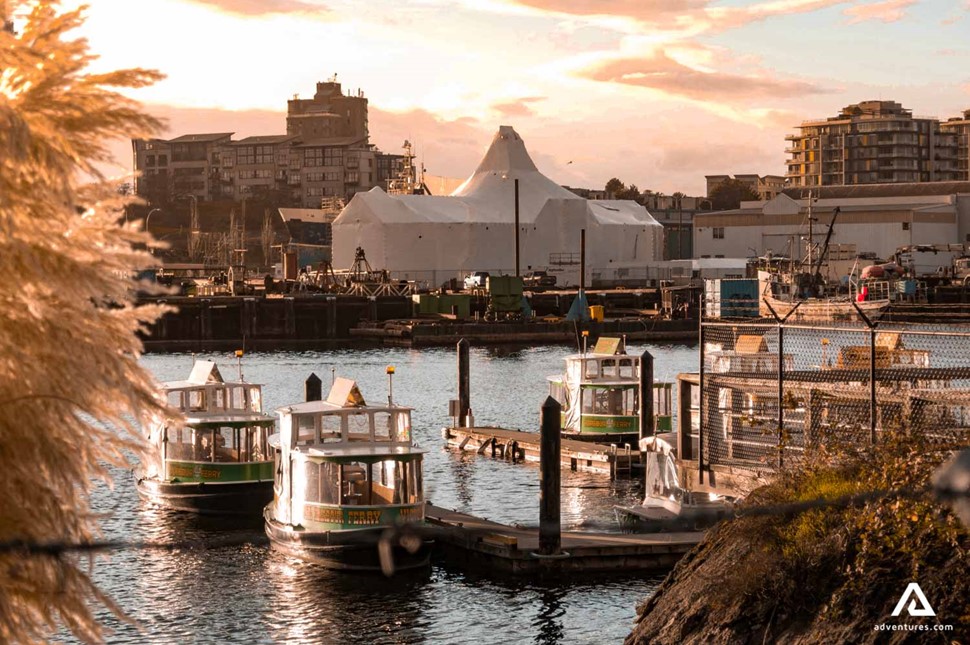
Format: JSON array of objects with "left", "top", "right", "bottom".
[
  {"left": 506, "top": 0, "right": 852, "bottom": 33},
  {"left": 182, "top": 0, "right": 329, "bottom": 17},
  {"left": 578, "top": 50, "right": 828, "bottom": 101},
  {"left": 491, "top": 96, "right": 546, "bottom": 117},
  {"left": 842, "top": 0, "right": 915, "bottom": 24}
]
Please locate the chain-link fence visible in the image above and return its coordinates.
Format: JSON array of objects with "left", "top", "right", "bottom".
[{"left": 697, "top": 302, "right": 970, "bottom": 474}]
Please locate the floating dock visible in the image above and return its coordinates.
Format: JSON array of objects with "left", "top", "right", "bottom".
[
  {"left": 426, "top": 504, "right": 703, "bottom": 575},
  {"left": 442, "top": 426, "right": 640, "bottom": 478}
]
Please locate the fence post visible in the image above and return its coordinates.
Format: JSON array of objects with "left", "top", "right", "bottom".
[
  {"left": 697, "top": 321, "right": 705, "bottom": 485},
  {"left": 852, "top": 302, "right": 878, "bottom": 444},
  {"left": 777, "top": 322, "right": 784, "bottom": 469}
]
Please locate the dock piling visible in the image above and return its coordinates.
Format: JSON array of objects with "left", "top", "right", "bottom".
[
  {"left": 539, "top": 396, "right": 562, "bottom": 556},
  {"left": 457, "top": 339, "right": 470, "bottom": 427},
  {"left": 640, "top": 350, "right": 654, "bottom": 443},
  {"left": 305, "top": 373, "right": 322, "bottom": 402}
]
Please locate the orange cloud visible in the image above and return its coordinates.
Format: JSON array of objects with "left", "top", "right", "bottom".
[
  {"left": 842, "top": 0, "right": 915, "bottom": 24},
  {"left": 579, "top": 50, "right": 827, "bottom": 101},
  {"left": 182, "top": 0, "right": 329, "bottom": 16},
  {"left": 508, "top": 0, "right": 851, "bottom": 32},
  {"left": 491, "top": 96, "right": 546, "bottom": 117}
]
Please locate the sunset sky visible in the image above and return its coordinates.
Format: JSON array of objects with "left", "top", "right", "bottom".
[{"left": 71, "top": 0, "right": 970, "bottom": 196}]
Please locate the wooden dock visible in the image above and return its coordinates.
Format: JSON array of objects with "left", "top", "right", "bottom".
[
  {"left": 442, "top": 426, "right": 640, "bottom": 478},
  {"left": 426, "top": 504, "right": 703, "bottom": 575}
]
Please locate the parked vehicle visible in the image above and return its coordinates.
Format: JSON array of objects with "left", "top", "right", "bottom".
[
  {"left": 463, "top": 271, "right": 489, "bottom": 289},
  {"left": 523, "top": 270, "right": 556, "bottom": 288}
]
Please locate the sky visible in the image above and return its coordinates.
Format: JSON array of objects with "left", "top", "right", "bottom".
[{"left": 67, "top": 0, "right": 970, "bottom": 196}]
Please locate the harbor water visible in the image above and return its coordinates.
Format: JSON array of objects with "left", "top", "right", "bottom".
[{"left": 84, "top": 342, "right": 696, "bottom": 644}]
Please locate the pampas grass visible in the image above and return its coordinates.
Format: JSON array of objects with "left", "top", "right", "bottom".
[{"left": 0, "top": 2, "right": 171, "bottom": 641}]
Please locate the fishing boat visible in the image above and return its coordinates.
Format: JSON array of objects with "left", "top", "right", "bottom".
[
  {"left": 136, "top": 358, "right": 276, "bottom": 515},
  {"left": 614, "top": 438, "right": 733, "bottom": 531},
  {"left": 546, "top": 336, "right": 672, "bottom": 443},
  {"left": 264, "top": 371, "right": 431, "bottom": 572}
]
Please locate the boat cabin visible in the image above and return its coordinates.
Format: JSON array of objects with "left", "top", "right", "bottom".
[
  {"left": 271, "top": 378, "right": 425, "bottom": 530},
  {"left": 151, "top": 360, "right": 275, "bottom": 482}
]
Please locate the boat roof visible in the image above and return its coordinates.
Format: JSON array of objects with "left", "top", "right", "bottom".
[
  {"left": 562, "top": 352, "right": 637, "bottom": 361},
  {"left": 276, "top": 400, "right": 413, "bottom": 415},
  {"left": 304, "top": 444, "right": 426, "bottom": 458},
  {"left": 160, "top": 360, "right": 257, "bottom": 390},
  {"left": 547, "top": 376, "right": 638, "bottom": 386},
  {"left": 183, "top": 412, "right": 276, "bottom": 426}
]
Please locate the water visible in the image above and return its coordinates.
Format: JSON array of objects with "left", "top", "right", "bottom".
[{"left": 83, "top": 342, "right": 697, "bottom": 644}]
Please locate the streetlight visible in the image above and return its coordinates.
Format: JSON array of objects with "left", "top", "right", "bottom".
[{"left": 145, "top": 208, "right": 162, "bottom": 255}]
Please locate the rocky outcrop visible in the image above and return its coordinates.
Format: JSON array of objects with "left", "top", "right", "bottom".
[{"left": 626, "top": 444, "right": 970, "bottom": 644}]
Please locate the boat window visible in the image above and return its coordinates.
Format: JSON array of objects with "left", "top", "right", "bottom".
[
  {"left": 249, "top": 387, "right": 261, "bottom": 412},
  {"left": 296, "top": 414, "right": 316, "bottom": 445},
  {"left": 582, "top": 387, "right": 634, "bottom": 415},
  {"left": 167, "top": 391, "right": 183, "bottom": 409},
  {"left": 394, "top": 411, "right": 411, "bottom": 442},
  {"left": 347, "top": 413, "right": 371, "bottom": 441},
  {"left": 213, "top": 427, "right": 237, "bottom": 462},
  {"left": 374, "top": 412, "right": 392, "bottom": 441},
  {"left": 584, "top": 360, "right": 599, "bottom": 379},
  {"left": 319, "top": 415, "right": 341, "bottom": 443},
  {"left": 188, "top": 390, "right": 207, "bottom": 412},
  {"left": 166, "top": 427, "right": 195, "bottom": 460},
  {"left": 302, "top": 461, "right": 340, "bottom": 505},
  {"left": 238, "top": 426, "right": 260, "bottom": 462},
  {"left": 212, "top": 387, "right": 226, "bottom": 411},
  {"left": 230, "top": 387, "right": 246, "bottom": 411},
  {"left": 194, "top": 428, "right": 215, "bottom": 462},
  {"left": 408, "top": 459, "right": 423, "bottom": 504},
  {"left": 601, "top": 359, "right": 616, "bottom": 378},
  {"left": 341, "top": 462, "right": 368, "bottom": 504},
  {"left": 618, "top": 359, "right": 635, "bottom": 378}
]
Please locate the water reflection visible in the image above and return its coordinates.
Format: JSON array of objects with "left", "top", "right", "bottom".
[
  {"left": 444, "top": 448, "right": 477, "bottom": 510},
  {"left": 264, "top": 552, "right": 431, "bottom": 644},
  {"left": 533, "top": 587, "right": 566, "bottom": 645}
]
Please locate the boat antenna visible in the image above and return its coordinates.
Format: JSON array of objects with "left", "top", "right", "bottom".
[
  {"left": 582, "top": 330, "right": 589, "bottom": 355},
  {"left": 235, "top": 349, "right": 244, "bottom": 381},
  {"left": 386, "top": 365, "right": 395, "bottom": 405}
]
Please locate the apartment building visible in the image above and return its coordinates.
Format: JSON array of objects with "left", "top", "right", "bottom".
[
  {"left": 785, "top": 100, "right": 961, "bottom": 188},
  {"left": 941, "top": 109, "right": 970, "bottom": 181},
  {"left": 132, "top": 81, "right": 407, "bottom": 208},
  {"left": 705, "top": 174, "right": 787, "bottom": 200}
]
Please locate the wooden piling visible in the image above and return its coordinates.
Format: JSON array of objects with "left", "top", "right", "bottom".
[
  {"left": 305, "top": 373, "right": 322, "bottom": 402},
  {"left": 640, "top": 350, "right": 654, "bottom": 442},
  {"left": 457, "top": 339, "right": 470, "bottom": 427},
  {"left": 539, "top": 396, "right": 562, "bottom": 556}
]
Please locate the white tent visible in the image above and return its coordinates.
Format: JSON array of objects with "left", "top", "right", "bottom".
[{"left": 332, "top": 126, "right": 663, "bottom": 287}]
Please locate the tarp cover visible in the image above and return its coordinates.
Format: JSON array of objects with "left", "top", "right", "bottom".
[{"left": 332, "top": 126, "right": 663, "bottom": 284}]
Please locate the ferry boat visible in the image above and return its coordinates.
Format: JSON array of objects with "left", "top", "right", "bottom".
[
  {"left": 264, "top": 373, "right": 431, "bottom": 572},
  {"left": 546, "top": 337, "right": 671, "bottom": 443},
  {"left": 136, "top": 359, "right": 276, "bottom": 515}
]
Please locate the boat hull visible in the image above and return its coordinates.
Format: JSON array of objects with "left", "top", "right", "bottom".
[
  {"left": 614, "top": 501, "right": 732, "bottom": 532},
  {"left": 264, "top": 515, "right": 432, "bottom": 572},
  {"left": 136, "top": 477, "right": 273, "bottom": 516}
]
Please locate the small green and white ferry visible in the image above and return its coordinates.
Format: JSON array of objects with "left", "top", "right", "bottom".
[
  {"left": 136, "top": 359, "right": 276, "bottom": 515},
  {"left": 547, "top": 337, "right": 671, "bottom": 443},
  {"left": 264, "top": 372, "right": 430, "bottom": 572}
]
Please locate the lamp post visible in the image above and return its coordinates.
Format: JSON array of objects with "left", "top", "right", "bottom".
[{"left": 145, "top": 208, "right": 162, "bottom": 255}]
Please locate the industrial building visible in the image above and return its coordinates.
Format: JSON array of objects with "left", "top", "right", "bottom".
[{"left": 692, "top": 182, "right": 970, "bottom": 265}]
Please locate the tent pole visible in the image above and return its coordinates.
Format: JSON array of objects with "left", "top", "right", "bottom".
[
  {"left": 514, "top": 178, "right": 520, "bottom": 277},
  {"left": 580, "top": 228, "right": 586, "bottom": 291}
]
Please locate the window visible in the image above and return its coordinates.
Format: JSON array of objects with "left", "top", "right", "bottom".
[
  {"left": 713, "top": 227, "right": 725, "bottom": 239},
  {"left": 306, "top": 187, "right": 323, "bottom": 197},
  {"left": 146, "top": 155, "right": 155, "bottom": 167},
  {"left": 237, "top": 146, "right": 255, "bottom": 165},
  {"left": 158, "top": 154, "right": 168, "bottom": 166},
  {"left": 255, "top": 145, "right": 274, "bottom": 164},
  {"left": 346, "top": 171, "right": 359, "bottom": 183},
  {"left": 902, "top": 222, "right": 910, "bottom": 231},
  {"left": 221, "top": 153, "right": 234, "bottom": 168},
  {"left": 304, "top": 148, "right": 323, "bottom": 167}
]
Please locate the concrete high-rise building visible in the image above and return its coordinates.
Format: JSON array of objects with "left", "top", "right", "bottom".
[
  {"left": 785, "top": 100, "right": 961, "bottom": 188},
  {"left": 941, "top": 109, "right": 970, "bottom": 182}
]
